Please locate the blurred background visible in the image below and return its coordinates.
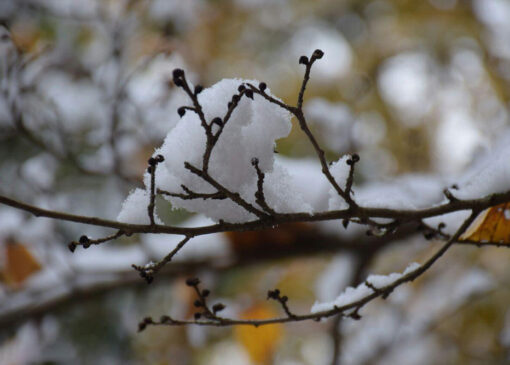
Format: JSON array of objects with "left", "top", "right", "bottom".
[{"left": 1, "top": 0, "right": 510, "bottom": 364}]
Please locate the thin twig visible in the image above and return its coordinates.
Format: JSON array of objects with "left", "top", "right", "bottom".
[
  {"left": 251, "top": 157, "right": 277, "bottom": 215},
  {"left": 132, "top": 236, "right": 191, "bottom": 283}
]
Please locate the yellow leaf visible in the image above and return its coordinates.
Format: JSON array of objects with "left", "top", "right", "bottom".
[
  {"left": 234, "top": 304, "right": 283, "bottom": 365},
  {"left": 2, "top": 239, "right": 42, "bottom": 288},
  {"left": 461, "top": 203, "right": 510, "bottom": 244}
]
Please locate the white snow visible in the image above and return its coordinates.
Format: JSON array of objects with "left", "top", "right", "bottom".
[
  {"left": 72, "top": 245, "right": 147, "bottom": 272},
  {"left": 311, "top": 262, "right": 421, "bottom": 313},
  {"left": 119, "top": 78, "right": 315, "bottom": 223},
  {"left": 315, "top": 254, "right": 356, "bottom": 303},
  {"left": 327, "top": 155, "right": 351, "bottom": 210},
  {"left": 454, "top": 131, "right": 510, "bottom": 200},
  {"left": 366, "top": 262, "right": 421, "bottom": 288},
  {"left": 329, "top": 173, "right": 446, "bottom": 211},
  {"left": 117, "top": 188, "right": 162, "bottom": 225},
  {"left": 273, "top": 156, "right": 330, "bottom": 212}
]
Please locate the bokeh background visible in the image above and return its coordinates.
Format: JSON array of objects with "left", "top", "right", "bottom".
[{"left": 2, "top": 0, "right": 510, "bottom": 364}]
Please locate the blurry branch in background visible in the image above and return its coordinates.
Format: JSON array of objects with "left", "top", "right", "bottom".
[
  {"left": 0, "top": 15, "right": 157, "bottom": 184},
  {"left": 0, "top": 225, "right": 408, "bottom": 329},
  {"left": 1, "top": 49, "right": 510, "bottom": 329}
]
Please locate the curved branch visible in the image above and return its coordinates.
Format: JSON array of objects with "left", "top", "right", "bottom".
[{"left": 144, "top": 210, "right": 479, "bottom": 328}]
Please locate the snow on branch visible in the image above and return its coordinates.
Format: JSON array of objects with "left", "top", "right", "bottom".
[{"left": 1, "top": 49, "right": 510, "bottom": 329}]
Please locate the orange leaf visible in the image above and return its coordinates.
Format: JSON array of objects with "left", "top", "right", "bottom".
[
  {"left": 461, "top": 203, "right": 510, "bottom": 244},
  {"left": 2, "top": 240, "right": 42, "bottom": 288},
  {"left": 234, "top": 304, "right": 283, "bottom": 365}
]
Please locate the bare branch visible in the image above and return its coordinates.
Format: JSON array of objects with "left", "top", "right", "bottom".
[
  {"left": 132, "top": 236, "right": 191, "bottom": 284},
  {"left": 143, "top": 210, "right": 479, "bottom": 328},
  {"left": 1, "top": 191, "right": 509, "bottom": 239},
  {"left": 251, "top": 157, "right": 277, "bottom": 215}
]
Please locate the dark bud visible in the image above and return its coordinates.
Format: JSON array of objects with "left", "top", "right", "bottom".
[
  {"left": 259, "top": 82, "right": 267, "bottom": 92},
  {"left": 424, "top": 232, "right": 434, "bottom": 240},
  {"left": 138, "top": 317, "right": 152, "bottom": 330},
  {"left": 281, "top": 295, "right": 288, "bottom": 303},
  {"left": 312, "top": 49, "right": 324, "bottom": 59},
  {"left": 251, "top": 157, "right": 259, "bottom": 166},
  {"left": 267, "top": 289, "right": 280, "bottom": 299},
  {"left": 147, "top": 166, "right": 153, "bottom": 174},
  {"left": 178, "top": 107, "right": 186, "bottom": 117},
  {"left": 172, "top": 68, "right": 184, "bottom": 79},
  {"left": 148, "top": 157, "right": 157, "bottom": 166},
  {"left": 451, "top": 184, "right": 459, "bottom": 190},
  {"left": 438, "top": 222, "right": 446, "bottom": 230},
  {"left": 245, "top": 90, "right": 254, "bottom": 99},
  {"left": 202, "top": 289, "right": 210, "bottom": 297},
  {"left": 232, "top": 94, "right": 240, "bottom": 103},
  {"left": 174, "top": 78, "right": 184, "bottom": 87},
  {"left": 155, "top": 154, "right": 165, "bottom": 163},
  {"left": 186, "top": 277, "right": 200, "bottom": 287},
  {"left": 145, "top": 275, "right": 153, "bottom": 284},
  {"left": 351, "top": 153, "right": 360, "bottom": 163},
  {"left": 194, "top": 299, "right": 203, "bottom": 308},
  {"left": 68, "top": 243, "right": 76, "bottom": 253},
  {"left": 160, "top": 315, "right": 171, "bottom": 323},
  {"left": 211, "top": 117, "right": 223, "bottom": 126},
  {"left": 227, "top": 102, "right": 233, "bottom": 109},
  {"left": 212, "top": 303, "right": 225, "bottom": 313},
  {"left": 79, "top": 235, "right": 89, "bottom": 244},
  {"left": 194, "top": 85, "right": 203, "bottom": 95},
  {"left": 346, "top": 159, "right": 353, "bottom": 166},
  {"left": 342, "top": 219, "right": 349, "bottom": 229},
  {"left": 238, "top": 85, "right": 246, "bottom": 92},
  {"left": 299, "top": 55, "right": 309, "bottom": 65},
  {"left": 194, "top": 312, "right": 202, "bottom": 320}
]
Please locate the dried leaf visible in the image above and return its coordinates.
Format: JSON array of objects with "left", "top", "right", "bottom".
[
  {"left": 2, "top": 240, "right": 42, "bottom": 288},
  {"left": 234, "top": 304, "right": 283, "bottom": 365},
  {"left": 226, "top": 223, "right": 314, "bottom": 258},
  {"left": 461, "top": 203, "right": 510, "bottom": 244}
]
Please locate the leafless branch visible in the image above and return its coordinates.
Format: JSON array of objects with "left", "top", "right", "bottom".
[
  {"left": 1, "top": 48, "right": 508, "bottom": 331},
  {"left": 142, "top": 210, "right": 479, "bottom": 328}
]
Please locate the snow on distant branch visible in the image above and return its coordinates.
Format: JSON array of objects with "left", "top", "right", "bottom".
[{"left": 311, "top": 262, "right": 421, "bottom": 313}]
